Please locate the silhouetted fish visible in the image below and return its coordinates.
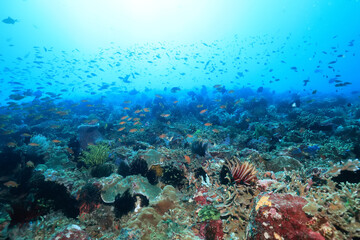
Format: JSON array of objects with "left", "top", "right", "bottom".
[{"left": 2, "top": 17, "right": 17, "bottom": 24}]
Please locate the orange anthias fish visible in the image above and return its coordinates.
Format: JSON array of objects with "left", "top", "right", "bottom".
[
  {"left": 6, "top": 142, "right": 17, "bottom": 147},
  {"left": 134, "top": 110, "right": 142, "bottom": 114},
  {"left": 219, "top": 105, "right": 227, "bottom": 109},
  {"left": 187, "top": 134, "right": 193, "bottom": 138},
  {"left": 28, "top": 143, "right": 40, "bottom": 146},
  {"left": 160, "top": 114, "right": 170, "bottom": 118},
  {"left": 121, "top": 116, "right": 128, "bottom": 120},
  {"left": 129, "top": 128, "right": 138, "bottom": 133},
  {"left": 21, "top": 133, "right": 32, "bottom": 137},
  {"left": 3, "top": 181, "right": 19, "bottom": 188},
  {"left": 26, "top": 161, "right": 35, "bottom": 168},
  {"left": 184, "top": 155, "right": 191, "bottom": 164},
  {"left": 119, "top": 121, "right": 126, "bottom": 125},
  {"left": 200, "top": 109, "right": 207, "bottom": 114},
  {"left": 123, "top": 107, "right": 130, "bottom": 110},
  {"left": 143, "top": 108, "right": 150, "bottom": 112},
  {"left": 204, "top": 123, "right": 212, "bottom": 126},
  {"left": 117, "top": 127, "right": 125, "bottom": 132},
  {"left": 159, "top": 134, "right": 167, "bottom": 139},
  {"left": 212, "top": 129, "right": 220, "bottom": 133},
  {"left": 52, "top": 140, "right": 61, "bottom": 143}
]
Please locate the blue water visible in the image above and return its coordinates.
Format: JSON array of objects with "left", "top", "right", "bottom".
[{"left": 1, "top": 0, "right": 360, "bottom": 104}]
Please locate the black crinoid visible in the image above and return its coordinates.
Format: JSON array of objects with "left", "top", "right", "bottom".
[
  {"left": 191, "top": 139, "right": 209, "bottom": 157},
  {"left": 220, "top": 157, "right": 257, "bottom": 185}
]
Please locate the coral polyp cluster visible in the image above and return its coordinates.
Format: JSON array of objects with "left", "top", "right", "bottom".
[{"left": 226, "top": 158, "right": 257, "bottom": 185}]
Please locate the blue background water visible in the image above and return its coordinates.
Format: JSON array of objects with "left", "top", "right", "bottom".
[{"left": 1, "top": 0, "right": 360, "bottom": 104}]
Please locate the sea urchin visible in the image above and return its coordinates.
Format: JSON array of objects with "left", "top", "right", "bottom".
[{"left": 226, "top": 157, "right": 257, "bottom": 185}]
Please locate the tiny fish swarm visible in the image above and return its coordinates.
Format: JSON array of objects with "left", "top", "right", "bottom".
[{"left": 226, "top": 158, "right": 257, "bottom": 185}]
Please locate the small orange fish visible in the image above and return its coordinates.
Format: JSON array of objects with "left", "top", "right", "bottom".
[
  {"left": 26, "top": 161, "right": 35, "bottom": 168},
  {"left": 65, "top": 147, "right": 74, "bottom": 155},
  {"left": 204, "top": 123, "right": 212, "bottom": 126},
  {"left": 123, "top": 107, "right": 130, "bottom": 110},
  {"left": 52, "top": 140, "right": 61, "bottom": 143},
  {"left": 81, "top": 99, "right": 89, "bottom": 103},
  {"left": 213, "top": 99, "right": 221, "bottom": 102},
  {"left": 139, "top": 128, "right": 145, "bottom": 132},
  {"left": 196, "top": 104, "right": 203, "bottom": 108},
  {"left": 173, "top": 101, "right": 178, "bottom": 104},
  {"left": 134, "top": 110, "right": 142, "bottom": 114},
  {"left": 133, "top": 118, "right": 140, "bottom": 121},
  {"left": 187, "top": 134, "right": 193, "bottom": 138},
  {"left": 56, "top": 111, "right": 69, "bottom": 116},
  {"left": 3, "top": 181, "right": 19, "bottom": 188},
  {"left": 7, "top": 142, "right": 16, "bottom": 147},
  {"left": 200, "top": 109, "right": 207, "bottom": 114},
  {"left": 133, "top": 121, "right": 141, "bottom": 125},
  {"left": 143, "top": 108, "right": 150, "bottom": 112},
  {"left": 121, "top": 116, "right": 128, "bottom": 120},
  {"left": 155, "top": 94, "right": 163, "bottom": 99},
  {"left": 129, "top": 128, "right": 138, "bottom": 133},
  {"left": 86, "top": 104, "right": 94, "bottom": 107},
  {"left": 159, "top": 134, "right": 167, "bottom": 139},
  {"left": 127, "top": 118, "right": 132, "bottom": 121},
  {"left": 139, "top": 114, "right": 145, "bottom": 117},
  {"left": 245, "top": 118, "right": 251, "bottom": 122},
  {"left": 184, "top": 155, "right": 191, "bottom": 164},
  {"left": 161, "top": 114, "right": 170, "bottom": 118},
  {"left": 21, "top": 133, "right": 32, "bottom": 137},
  {"left": 212, "top": 129, "right": 220, "bottom": 133},
  {"left": 117, "top": 127, "right": 125, "bottom": 132},
  {"left": 219, "top": 105, "right": 226, "bottom": 109},
  {"left": 228, "top": 90, "right": 235, "bottom": 94},
  {"left": 119, "top": 121, "right": 126, "bottom": 125},
  {"left": 28, "top": 143, "right": 40, "bottom": 147}
]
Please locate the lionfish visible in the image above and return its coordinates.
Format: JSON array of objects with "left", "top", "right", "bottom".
[{"left": 225, "top": 157, "right": 257, "bottom": 185}]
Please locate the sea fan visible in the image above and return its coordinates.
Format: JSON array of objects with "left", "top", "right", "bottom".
[{"left": 226, "top": 157, "right": 257, "bottom": 185}]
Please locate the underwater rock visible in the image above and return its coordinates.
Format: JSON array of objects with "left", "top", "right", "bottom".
[
  {"left": 198, "top": 220, "right": 224, "bottom": 240},
  {"left": 78, "top": 183, "right": 102, "bottom": 215},
  {"left": 100, "top": 174, "right": 161, "bottom": 204},
  {"left": 78, "top": 124, "right": 102, "bottom": 149},
  {"left": 247, "top": 193, "right": 326, "bottom": 240},
  {"left": 0, "top": 147, "right": 22, "bottom": 176},
  {"left": 265, "top": 156, "right": 303, "bottom": 172},
  {"left": 52, "top": 224, "right": 90, "bottom": 240}
]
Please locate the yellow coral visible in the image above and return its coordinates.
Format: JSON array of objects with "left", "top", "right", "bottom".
[{"left": 256, "top": 195, "right": 271, "bottom": 211}]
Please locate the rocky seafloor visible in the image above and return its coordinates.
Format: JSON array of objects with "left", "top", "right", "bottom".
[{"left": 0, "top": 92, "right": 359, "bottom": 240}]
